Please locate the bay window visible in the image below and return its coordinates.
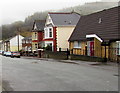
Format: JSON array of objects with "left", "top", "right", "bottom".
[{"left": 44, "top": 27, "right": 53, "bottom": 38}]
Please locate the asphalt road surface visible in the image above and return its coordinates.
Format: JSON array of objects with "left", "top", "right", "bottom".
[{"left": 1, "top": 55, "right": 118, "bottom": 91}]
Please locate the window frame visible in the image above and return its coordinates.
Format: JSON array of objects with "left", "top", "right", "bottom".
[
  {"left": 44, "top": 27, "right": 53, "bottom": 39},
  {"left": 73, "top": 41, "right": 82, "bottom": 48}
]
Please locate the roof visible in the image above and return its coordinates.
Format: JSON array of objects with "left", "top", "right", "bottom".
[
  {"left": 49, "top": 12, "right": 80, "bottom": 26},
  {"left": 5, "top": 35, "right": 24, "bottom": 42},
  {"left": 69, "top": 6, "right": 120, "bottom": 42},
  {"left": 32, "top": 20, "right": 46, "bottom": 31}
]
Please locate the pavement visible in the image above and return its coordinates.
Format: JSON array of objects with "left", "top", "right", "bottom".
[{"left": 21, "top": 56, "right": 119, "bottom": 71}]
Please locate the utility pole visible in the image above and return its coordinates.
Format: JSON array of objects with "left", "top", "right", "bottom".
[{"left": 17, "top": 28, "right": 20, "bottom": 52}]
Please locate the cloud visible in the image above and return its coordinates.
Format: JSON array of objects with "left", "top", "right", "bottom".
[
  {"left": 1, "top": 0, "right": 101, "bottom": 24},
  {"left": 101, "top": 0, "right": 119, "bottom": 2}
]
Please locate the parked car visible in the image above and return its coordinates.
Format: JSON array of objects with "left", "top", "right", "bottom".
[
  {"left": 0, "top": 50, "right": 3, "bottom": 55},
  {"left": 11, "top": 52, "right": 21, "bottom": 58},
  {"left": 3, "top": 51, "right": 7, "bottom": 56},
  {"left": 5, "top": 51, "right": 12, "bottom": 57}
]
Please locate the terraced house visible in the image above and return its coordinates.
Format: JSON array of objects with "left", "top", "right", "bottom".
[
  {"left": 43, "top": 12, "right": 80, "bottom": 51},
  {"left": 69, "top": 6, "right": 120, "bottom": 62},
  {"left": 3, "top": 35, "right": 24, "bottom": 52},
  {"left": 22, "top": 36, "right": 32, "bottom": 53}
]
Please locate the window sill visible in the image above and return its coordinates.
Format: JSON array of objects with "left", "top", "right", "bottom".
[
  {"left": 73, "top": 47, "right": 82, "bottom": 49},
  {"left": 44, "top": 37, "right": 53, "bottom": 39}
]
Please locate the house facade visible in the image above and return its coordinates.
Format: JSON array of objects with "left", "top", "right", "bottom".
[
  {"left": 3, "top": 40, "right": 10, "bottom": 51},
  {"left": 31, "top": 20, "right": 45, "bottom": 52},
  {"left": 22, "top": 37, "right": 32, "bottom": 52},
  {"left": 69, "top": 6, "right": 120, "bottom": 61},
  {"left": 0, "top": 40, "right": 4, "bottom": 51},
  {"left": 43, "top": 12, "right": 80, "bottom": 51},
  {"left": 3, "top": 35, "right": 24, "bottom": 52}
]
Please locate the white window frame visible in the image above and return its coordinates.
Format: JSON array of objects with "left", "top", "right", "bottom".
[
  {"left": 74, "top": 41, "right": 81, "bottom": 48},
  {"left": 44, "top": 27, "right": 53, "bottom": 39}
]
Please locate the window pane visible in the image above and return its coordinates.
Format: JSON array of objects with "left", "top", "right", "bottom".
[
  {"left": 35, "top": 32, "right": 37, "bottom": 39},
  {"left": 74, "top": 41, "right": 81, "bottom": 48},
  {"left": 46, "top": 29, "right": 48, "bottom": 38},
  {"left": 78, "top": 42, "right": 81, "bottom": 48},
  {"left": 49, "top": 28, "right": 52, "bottom": 37},
  {"left": 74, "top": 41, "right": 78, "bottom": 48}
]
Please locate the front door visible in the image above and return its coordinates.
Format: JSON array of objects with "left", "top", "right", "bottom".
[
  {"left": 87, "top": 41, "right": 94, "bottom": 56},
  {"left": 90, "top": 41, "right": 94, "bottom": 56}
]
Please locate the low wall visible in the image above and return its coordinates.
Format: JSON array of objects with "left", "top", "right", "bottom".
[
  {"left": 70, "top": 54, "right": 106, "bottom": 62},
  {"left": 43, "top": 51, "right": 68, "bottom": 60}
]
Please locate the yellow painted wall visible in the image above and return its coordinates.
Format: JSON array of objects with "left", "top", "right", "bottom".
[
  {"left": 56, "top": 26, "right": 75, "bottom": 50},
  {"left": 70, "top": 38, "right": 108, "bottom": 58},
  {"left": 32, "top": 42, "right": 38, "bottom": 51},
  {"left": 32, "top": 32, "right": 38, "bottom": 40},
  {"left": 70, "top": 39, "right": 118, "bottom": 61},
  {"left": 109, "top": 42, "right": 118, "bottom": 61},
  {"left": 94, "top": 38, "right": 109, "bottom": 58},
  {"left": 10, "top": 46, "right": 22, "bottom": 51},
  {"left": 94, "top": 38, "right": 102, "bottom": 57},
  {"left": 69, "top": 41, "right": 86, "bottom": 55},
  {"left": 32, "top": 31, "right": 38, "bottom": 51}
]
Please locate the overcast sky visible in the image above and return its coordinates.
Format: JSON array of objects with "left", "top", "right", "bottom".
[{"left": 0, "top": 0, "right": 119, "bottom": 25}]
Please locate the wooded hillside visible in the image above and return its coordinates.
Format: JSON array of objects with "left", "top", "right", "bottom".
[{"left": 1, "top": 2, "right": 118, "bottom": 40}]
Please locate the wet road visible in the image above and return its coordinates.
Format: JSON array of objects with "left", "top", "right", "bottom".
[{"left": 1, "top": 55, "right": 118, "bottom": 91}]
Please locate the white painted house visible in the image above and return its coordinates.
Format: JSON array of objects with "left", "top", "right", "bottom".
[{"left": 4, "top": 35, "right": 24, "bottom": 51}]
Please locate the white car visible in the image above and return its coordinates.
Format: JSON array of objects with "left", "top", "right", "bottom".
[
  {"left": 5, "top": 52, "right": 12, "bottom": 57},
  {"left": 3, "top": 51, "right": 7, "bottom": 56},
  {"left": 0, "top": 50, "right": 3, "bottom": 55}
]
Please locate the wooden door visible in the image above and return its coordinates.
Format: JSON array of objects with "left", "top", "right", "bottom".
[{"left": 90, "top": 41, "right": 94, "bottom": 56}]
